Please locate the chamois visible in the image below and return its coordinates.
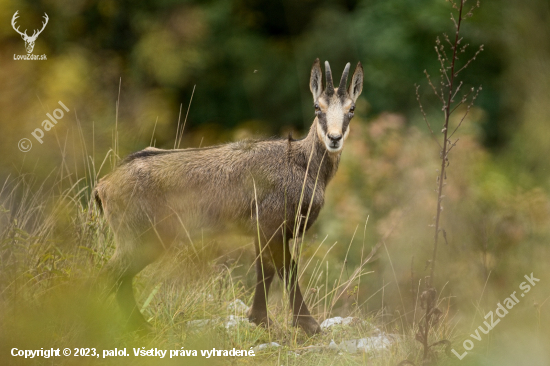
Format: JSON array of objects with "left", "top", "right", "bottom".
[{"left": 93, "top": 59, "right": 363, "bottom": 336}]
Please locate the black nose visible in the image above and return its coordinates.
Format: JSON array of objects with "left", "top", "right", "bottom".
[{"left": 328, "top": 134, "right": 342, "bottom": 143}]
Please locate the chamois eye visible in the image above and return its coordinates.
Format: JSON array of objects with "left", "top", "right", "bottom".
[
  {"left": 348, "top": 105, "right": 355, "bottom": 118},
  {"left": 314, "top": 103, "right": 320, "bottom": 111}
]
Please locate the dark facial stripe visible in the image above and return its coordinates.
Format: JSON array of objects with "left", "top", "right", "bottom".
[
  {"left": 318, "top": 113, "right": 328, "bottom": 133},
  {"left": 342, "top": 116, "right": 350, "bottom": 135}
]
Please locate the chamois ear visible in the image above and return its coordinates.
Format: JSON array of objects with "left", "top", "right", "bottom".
[
  {"left": 348, "top": 62, "right": 364, "bottom": 102},
  {"left": 310, "top": 58, "right": 323, "bottom": 101}
]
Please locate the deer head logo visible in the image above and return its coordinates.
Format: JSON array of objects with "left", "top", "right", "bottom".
[{"left": 11, "top": 11, "right": 49, "bottom": 54}]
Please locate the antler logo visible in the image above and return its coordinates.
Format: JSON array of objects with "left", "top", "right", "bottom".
[{"left": 11, "top": 11, "right": 49, "bottom": 54}]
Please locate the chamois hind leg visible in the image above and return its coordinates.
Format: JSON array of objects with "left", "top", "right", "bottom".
[
  {"left": 248, "top": 238, "right": 275, "bottom": 327},
  {"left": 272, "top": 238, "right": 321, "bottom": 336},
  {"left": 100, "top": 233, "right": 163, "bottom": 334}
]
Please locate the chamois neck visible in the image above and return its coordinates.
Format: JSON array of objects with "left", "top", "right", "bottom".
[{"left": 291, "top": 118, "right": 341, "bottom": 185}]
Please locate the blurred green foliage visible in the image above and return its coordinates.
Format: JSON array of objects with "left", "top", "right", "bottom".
[{"left": 2, "top": 0, "right": 547, "bottom": 151}]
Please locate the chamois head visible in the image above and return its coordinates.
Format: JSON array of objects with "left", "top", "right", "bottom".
[{"left": 309, "top": 59, "right": 363, "bottom": 153}]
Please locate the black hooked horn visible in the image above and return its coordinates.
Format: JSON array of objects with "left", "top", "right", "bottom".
[
  {"left": 338, "top": 62, "right": 351, "bottom": 97},
  {"left": 325, "top": 61, "right": 334, "bottom": 96}
]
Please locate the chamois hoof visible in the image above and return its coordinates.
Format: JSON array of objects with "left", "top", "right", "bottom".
[
  {"left": 294, "top": 316, "right": 322, "bottom": 336},
  {"left": 247, "top": 310, "right": 274, "bottom": 328}
]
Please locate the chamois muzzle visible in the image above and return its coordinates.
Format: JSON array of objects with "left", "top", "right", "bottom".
[{"left": 328, "top": 133, "right": 343, "bottom": 148}]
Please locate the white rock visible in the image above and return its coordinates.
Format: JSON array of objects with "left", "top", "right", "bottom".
[
  {"left": 320, "top": 316, "right": 356, "bottom": 329},
  {"left": 328, "top": 340, "right": 339, "bottom": 351},
  {"left": 338, "top": 339, "right": 358, "bottom": 353},
  {"left": 227, "top": 299, "right": 250, "bottom": 313},
  {"left": 253, "top": 342, "right": 281, "bottom": 352},
  {"left": 335, "top": 335, "right": 394, "bottom": 354},
  {"left": 224, "top": 315, "right": 248, "bottom": 329},
  {"left": 357, "top": 335, "right": 394, "bottom": 353}
]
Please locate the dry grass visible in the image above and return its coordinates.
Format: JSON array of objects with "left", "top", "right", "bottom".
[{"left": 0, "top": 163, "right": 435, "bottom": 366}]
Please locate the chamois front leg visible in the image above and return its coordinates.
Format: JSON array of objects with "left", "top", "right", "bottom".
[
  {"left": 274, "top": 239, "right": 321, "bottom": 336},
  {"left": 248, "top": 239, "right": 275, "bottom": 327}
]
